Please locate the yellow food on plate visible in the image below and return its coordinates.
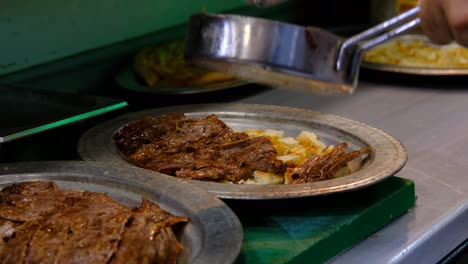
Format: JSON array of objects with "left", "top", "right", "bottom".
[
  {"left": 364, "top": 36, "right": 468, "bottom": 68},
  {"left": 133, "top": 40, "right": 235, "bottom": 87}
]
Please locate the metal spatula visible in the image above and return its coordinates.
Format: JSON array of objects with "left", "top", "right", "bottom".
[{"left": 184, "top": 7, "right": 420, "bottom": 95}]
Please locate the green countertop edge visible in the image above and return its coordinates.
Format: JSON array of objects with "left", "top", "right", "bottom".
[
  {"left": 0, "top": 101, "right": 128, "bottom": 144},
  {"left": 290, "top": 177, "right": 416, "bottom": 264},
  {"left": 235, "top": 176, "right": 416, "bottom": 264}
]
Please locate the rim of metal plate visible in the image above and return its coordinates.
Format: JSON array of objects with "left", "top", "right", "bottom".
[
  {"left": 361, "top": 61, "right": 468, "bottom": 75},
  {"left": 0, "top": 161, "right": 242, "bottom": 264},
  {"left": 77, "top": 103, "right": 408, "bottom": 199}
]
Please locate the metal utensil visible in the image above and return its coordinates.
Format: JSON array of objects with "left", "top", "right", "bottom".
[{"left": 184, "top": 7, "right": 420, "bottom": 95}]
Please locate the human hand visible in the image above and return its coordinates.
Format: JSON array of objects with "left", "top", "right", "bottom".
[{"left": 419, "top": 0, "right": 468, "bottom": 47}]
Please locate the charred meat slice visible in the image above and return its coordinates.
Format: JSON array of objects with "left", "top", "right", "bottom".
[
  {"left": 0, "top": 182, "right": 83, "bottom": 222},
  {"left": 114, "top": 113, "right": 285, "bottom": 183},
  {"left": 221, "top": 137, "right": 286, "bottom": 174},
  {"left": 0, "top": 220, "right": 16, "bottom": 249},
  {"left": 326, "top": 146, "right": 372, "bottom": 176},
  {"left": 0, "top": 181, "right": 57, "bottom": 196},
  {"left": 175, "top": 158, "right": 252, "bottom": 182},
  {"left": 0, "top": 221, "right": 40, "bottom": 264},
  {"left": 0, "top": 182, "right": 188, "bottom": 264},
  {"left": 288, "top": 143, "right": 371, "bottom": 183},
  {"left": 26, "top": 192, "right": 131, "bottom": 264},
  {"left": 152, "top": 227, "right": 184, "bottom": 264},
  {"left": 175, "top": 137, "right": 286, "bottom": 182},
  {"left": 110, "top": 198, "right": 187, "bottom": 264},
  {"left": 288, "top": 142, "right": 348, "bottom": 183},
  {"left": 114, "top": 113, "right": 187, "bottom": 156}
]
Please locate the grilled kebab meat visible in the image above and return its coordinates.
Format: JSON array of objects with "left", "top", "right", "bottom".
[
  {"left": 288, "top": 142, "right": 372, "bottom": 183},
  {"left": 114, "top": 113, "right": 371, "bottom": 184},
  {"left": 114, "top": 113, "right": 287, "bottom": 182},
  {"left": 0, "top": 181, "right": 187, "bottom": 264}
]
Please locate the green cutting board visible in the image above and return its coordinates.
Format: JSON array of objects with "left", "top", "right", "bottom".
[{"left": 227, "top": 176, "right": 415, "bottom": 264}]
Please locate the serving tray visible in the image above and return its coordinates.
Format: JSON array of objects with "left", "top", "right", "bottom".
[
  {"left": 78, "top": 103, "right": 407, "bottom": 199},
  {"left": 0, "top": 161, "right": 242, "bottom": 264}
]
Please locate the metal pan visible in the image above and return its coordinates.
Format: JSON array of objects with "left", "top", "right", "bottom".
[
  {"left": 184, "top": 7, "right": 421, "bottom": 95},
  {"left": 0, "top": 161, "right": 243, "bottom": 264},
  {"left": 77, "top": 103, "right": 407, "bottom": 199}
]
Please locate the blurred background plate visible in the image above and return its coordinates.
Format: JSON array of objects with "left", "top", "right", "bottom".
[
  {"left": 0, "top": 161, "right": 243, "bottom": 264},
  {"left": 362, "top": 61, "right": 468, "bottom": 76},
  {"left": 361, "top": 34, "right": 468, "bottom": 75},
  {"left": 115, "top": 66, "right": 249, "bottom": 95},
  {"left": 78, "top": 103, "right": 407, "bottom": 199}
]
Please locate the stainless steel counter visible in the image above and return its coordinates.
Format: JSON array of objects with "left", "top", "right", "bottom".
[{"left": 236, "top": 81, "right": 468, "bottom": 263}]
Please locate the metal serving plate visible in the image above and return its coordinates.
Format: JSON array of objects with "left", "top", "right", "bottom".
[
  {"left": 361, "top": 34, "right": 468, "bottom": 75},
  {"left": 362, "top": 61, "right": 468, "bottom": 75},
  {"left": 78, "top": 103, "right": 407, "bottom": 199},
  {"left": 115, "top": 66, "right": 248, "bottom": 95},
  {"left": 0, "top": 161, "right": 242, "bottom": 264}
]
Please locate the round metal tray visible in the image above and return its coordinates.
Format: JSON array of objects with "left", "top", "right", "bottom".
[
  {"left": 0, "top": 161, "right": 242, "bottom": 264},
  {"left": 361, "top": 34, "right": 468, "bottom": 75},
  {"left": 78, "top": 103, "right": 408, "bottom": 199},
  {"left": 361, "top": 61, "right": 468, "bottom": 75},
  {"left": 115, "top": 66, "right": 248, "bottom": 95}
]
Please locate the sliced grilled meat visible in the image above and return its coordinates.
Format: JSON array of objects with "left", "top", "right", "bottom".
[
  {"left": 114, "top": 113, "right": 187, "bottom": 156},
  {"left": 110, "top": 198, "right": 187, "bottom": 264},
  {"left": 0, "top": 182, "right": 187, "bottom": 264},
  {"left": 114, "top": 113, "right": 286, "bottom": 183},
  {"left": 289, "top": 143, "right": 371, "bottom": 183}
]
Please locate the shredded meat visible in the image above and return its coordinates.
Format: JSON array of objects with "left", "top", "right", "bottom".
[
  {"left": 0, "top": 181, "right": 188, "bottom": 264},
  {"left": 114, "top": 113, "right": 286, "bottom": 183},
  {"left": 289, "top": 143, "right": 372, "bottom": 183}
]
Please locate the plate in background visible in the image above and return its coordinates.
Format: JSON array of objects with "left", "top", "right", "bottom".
[
  {"left": 78, "top": 103, "right": 408, "bottom": 199},
  {"left": 0, "top": 161, "right": 243, "bottom": 264},
  {"left": 115, "top": 66, "right": 248, "bottom": 95},
  {"left": 361, "top": 34, "right": 468, "bottom": 75}
]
